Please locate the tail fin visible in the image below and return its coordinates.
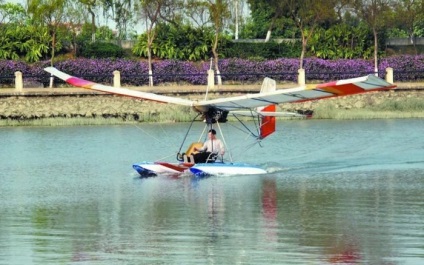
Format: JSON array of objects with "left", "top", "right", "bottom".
[
  {"left": 259, "top": 78, "right": 277, "bottom": 139},
  {"left": 259, "top": 105, "right": 276, "bottom": 139},
  {"left": 260, "top": 77, "right": 276, "bottom": 93}
]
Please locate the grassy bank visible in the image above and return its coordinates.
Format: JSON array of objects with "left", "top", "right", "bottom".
[
  {"left": 313, "top": 98, "right": 424, "bottom": 119},
  {"left": 0, "top": 105, "right": 196, "bottom": 126},
  {"left": 1, "top": 98, "right": 423, "bottom": 127}
]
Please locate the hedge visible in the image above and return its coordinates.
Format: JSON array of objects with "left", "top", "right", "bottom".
[{"left": 1, "top": 55, "right": 424, "bottom": 87}]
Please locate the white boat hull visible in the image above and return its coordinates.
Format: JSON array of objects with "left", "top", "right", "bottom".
[
  {"left": 190, "top": 162, "right": 267, "bottom": 176},
  {"left": 133, "top": 161, "right": 267, "bottom": 177},
  {"left": 133, "top": 162, "right": 191, "bottom": 176}
]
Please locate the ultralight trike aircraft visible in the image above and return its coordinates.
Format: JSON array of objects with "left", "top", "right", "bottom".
[{"left": 44, "top": 67, "right": 396, "bottom": 177}]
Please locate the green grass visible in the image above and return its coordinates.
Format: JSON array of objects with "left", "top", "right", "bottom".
[
  {"left": 371, "top": 97, "right": 424, "bottom": 112},
  {"left": 314, "top": 98, "right": 424, "bottom": 119},
  {"left": 0, "top": 105, "right": 197, "bottom": 127}
]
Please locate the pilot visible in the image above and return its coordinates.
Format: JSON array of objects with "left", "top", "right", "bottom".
[{"left": 192, "top": 129, "right": 225, "bottom": 163}]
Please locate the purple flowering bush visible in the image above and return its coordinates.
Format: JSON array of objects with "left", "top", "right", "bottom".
[
  {"left": 0, "top": 61, "right": 31, "bottom": 86},
  {"left": 152, "top": 60, "right": 206, "bottom": 85},
  {"left": 380, "top": 55, "right": 424, "bottom": 81},
  {"left": 1, "top": 55, "right": 424, "bottom": 87},
  {"left": 304, "top": 58, "right": 375, "bottom": 80}
]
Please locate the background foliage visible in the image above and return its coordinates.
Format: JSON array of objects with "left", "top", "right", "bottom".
[
  {"left": 1, "top": 0, "right": 424, "bottom": 63},
  {"left": 2, "top": 55, "right": 424, "bottom": 87}
]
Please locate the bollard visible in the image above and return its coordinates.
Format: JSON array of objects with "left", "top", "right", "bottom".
[
  {"left": 15, "top": 71, "right": 23, "bottom": 91},
  {"left": 207, "top": 69, "right": 214, "bottom": 89},
  {"left": 298, "top": 68, "right": 305, "bottom": 85},
  {"left": 386, "top": 67, "right": 394, "bottom": 84},
  {"left": 113, "top": 70, "right": 121, "bottom": 88}
]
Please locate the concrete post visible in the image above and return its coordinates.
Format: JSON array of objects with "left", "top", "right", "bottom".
[
  {"left": 113, "top": 70, "right": 121, "bottom": 88},
  {"left": 298, "top": 68, "right": 305, "bottom": 85},
  {"left": 207, "top": 69, "right": 215, "bottom": 89},
  {"left": 386, "top": 67, "right": 394, "bottom": 84},
  {"left": 15, "top": 71, "right": 23, "bottom": 91}
]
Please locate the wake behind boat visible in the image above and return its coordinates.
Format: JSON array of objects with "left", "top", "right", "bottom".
[{"left": 44, "top": 67, "right": 396, "bottom": 177}]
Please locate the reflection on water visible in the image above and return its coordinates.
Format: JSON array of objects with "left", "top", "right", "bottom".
[{"left": 1, "top": 120, "right": 424, "bottom": 264}]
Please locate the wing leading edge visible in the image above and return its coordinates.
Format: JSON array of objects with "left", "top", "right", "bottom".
[{"left": 44, "top": 67, "right": 194, "bottom": 107}]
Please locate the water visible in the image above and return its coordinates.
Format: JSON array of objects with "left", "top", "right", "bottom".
[{"left": 0, "top": 119, "right": 423, "bottom": 265}]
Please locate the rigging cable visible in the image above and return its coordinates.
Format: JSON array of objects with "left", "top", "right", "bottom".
[
  {"left": 176, "top": 113, "right": 201, "bottom": 160},
  {"left": 215, "top": 121, "right": 233, "bottom": 163},
  {"left": 231, "top": 112, "right": 259, "bottom": 139}
]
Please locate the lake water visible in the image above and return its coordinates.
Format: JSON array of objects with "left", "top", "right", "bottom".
[{"left": 0, "top": 119, "right": 423, "bottom": 265}]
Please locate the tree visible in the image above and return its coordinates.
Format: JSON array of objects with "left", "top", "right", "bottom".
[
  {"left": 102, "top": 0, "right": 136, "bottom": 41},
  {"left": 351, "top": 0, "right": 394, "bottom": 74},
  {"left": 246, "top": 0, "right": 296, "bottom": 40},
  {"left": 141, "top": 23, "right": 212, "bottom": 61},
  {"left": 309, "top": 22, "right": 374, "bottom": 59},
  {"left": 282, "top": 0, "right": 337, "bottom": 69},
  {"left": 28, "top": 0, "right": 68, "bottom": 66},
  {"left": 65, "top": 1, "right": 89, "bottom": 56},
  {"left": 78, "top": 0, "right": 98, "bottom": 42},
  {"left": 228, "top": 0, "right": 248, "bottom": 40},
  {"left": 246, "top": 0, "right": 276, "bottom": 40},
  {"left": 0, "top": 23, "right": 50, "bottom": 62},
  {"left": 28, "top": 0, "right": 70, "bottom": 88},
  {"left": 0, "top": 2, "right": 26, "bottom": 23},
  {"left": 260, "top": 0, "right": 286, "bottom": 41},
  {"left": 207, "top": 0, "right": 231, "bottom": 85},
  {"left": 391, "top": 0, "right": 424, "bottom": 53},
  {"left": 184, "top": 0, "right": 210, "bottom": 28},
  {"left": 0, "top": 2, "right": 50, "bottom": 62},
  {"left": 134, "top": 0, "right": 182, "bottom": 86}
]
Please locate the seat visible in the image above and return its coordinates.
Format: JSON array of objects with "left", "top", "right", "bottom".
[
  {"left": 185, "top": 142, "right": 203, "bottom": 155},
  {"left": 181, "top": 142, "right": 203, "bottom": 163}
]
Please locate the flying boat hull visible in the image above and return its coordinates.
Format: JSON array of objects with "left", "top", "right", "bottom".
[
  {"left": 133, "top": 161, "right": 267, "bottom": 177},
  {"left": 190, "top": 162, "right": 267, "bottom": 176},
  {"left": 133, "top": 162, "right": 192, "bottom": 177}
]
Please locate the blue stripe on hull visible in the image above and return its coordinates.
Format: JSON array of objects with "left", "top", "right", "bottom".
[{"left": 132, "top": 164, "right": 156, "bottom": 177}]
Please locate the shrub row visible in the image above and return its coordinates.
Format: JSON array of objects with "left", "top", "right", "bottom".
[
  {"left": 221, "top": 41, "right": 302, "bottom": 60},
  {"left": 1, "top": 55, "right": 424, "bottom": 87}
]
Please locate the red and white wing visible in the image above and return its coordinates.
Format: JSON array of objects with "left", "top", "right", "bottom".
[
  {"left": 45, "top": 67, "right": 396, "bottom": 113},
  {"left": 194, "top": 75, "right": 396, "bottom": 112},
  {"left": 45, "top": 67, "right": 396, "bottom": 140}
]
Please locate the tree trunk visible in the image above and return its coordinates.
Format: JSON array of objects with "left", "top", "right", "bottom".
[
  {"left": 265, "top": 30, "right": 272, "bottom": 42},
  {"left": 299, "top": 31, "right": 307, "bottom": 70},
  {"left": 212, "top": 32, "right": 221, "bottom": 86},
  {"left": 234, "top": 0, "right": 238, "bottom": 40},
  {"left": 373, "top": 28, "right": 378, "bottom": 76},
  {"left": 49, "top": 30, "right": 56, "bottom": 88},
  {"left": 88, "top": 7, "right": 96, "bottom": 43},
  {"left": 51, "top": 31, "right": 56, "bottom": 66},
  {"left": 147, "top": 43, "right": 153, "bottom": 87}
]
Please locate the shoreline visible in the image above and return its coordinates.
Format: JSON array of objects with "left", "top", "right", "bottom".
[{"left": 1, "top": 83, "right": 423, "bottom": 126}]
